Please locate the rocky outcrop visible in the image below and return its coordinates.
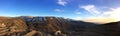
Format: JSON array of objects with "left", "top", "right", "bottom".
[
  {"left": 0, "top": 18, "right": 28, "bottom": 36},
  {"left": 25, "top": 30, "right": 51, "bottom": 36}
]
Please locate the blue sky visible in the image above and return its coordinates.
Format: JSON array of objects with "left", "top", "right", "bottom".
[{"left": 0, "top": 0, "right": 120, "bottom": 23}]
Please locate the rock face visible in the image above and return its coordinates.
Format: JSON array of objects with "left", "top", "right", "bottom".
[{"left": 0, "top": 16, "right": 119, "bottom": 36}]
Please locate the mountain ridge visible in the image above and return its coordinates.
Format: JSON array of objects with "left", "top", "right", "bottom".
[{"left": 0, "top": 16, "right": 119, "bottom": 36}]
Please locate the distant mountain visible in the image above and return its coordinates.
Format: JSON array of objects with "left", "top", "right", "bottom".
[
  {"left": 0, "top": 16, "right": 119, "bottom": 36},
  {"left": 101, "top": 21, "right": 120, "bottom": 36},
  {"left": 88, "top": 21, "right": 120, "bottom": 36}
]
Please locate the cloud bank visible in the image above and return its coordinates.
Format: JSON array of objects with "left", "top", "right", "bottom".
[
  {"left": 80, "top": 5, "right": 100, "bottom": 16},
  {"left": 76, "top": 5, "right": 120, "bottom": 23}
]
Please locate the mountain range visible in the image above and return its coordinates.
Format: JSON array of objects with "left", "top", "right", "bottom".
[{"left": 0, "top": 16, "right": 119, "bottom": 36}]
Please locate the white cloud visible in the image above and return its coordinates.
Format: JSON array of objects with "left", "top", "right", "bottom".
[
  {"left": 82, "top": 7, "right": 120, "bottom": 23},
  {"left": 54, "top": 9, "right": 63, "bottom": 12},
  {"left": 74, "top": 5, "right": 120, "bottom": 23},
  {"left": 57, "top": 0, "right": 67, "bottom": 6},
  {"left": 80, "top": 5, "right": 100, "bottom": 16},
  {"left": 103, "top": 7, "right": 120, "bottom": 21}
]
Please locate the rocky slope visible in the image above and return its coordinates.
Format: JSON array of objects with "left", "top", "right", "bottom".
[{"left": 0, "top": 16, "right": 119, "bottom": 36}]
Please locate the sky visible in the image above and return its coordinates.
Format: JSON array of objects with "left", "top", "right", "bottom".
[{"left": 0, "top": 0, "right": 120, "bottom": 23}]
